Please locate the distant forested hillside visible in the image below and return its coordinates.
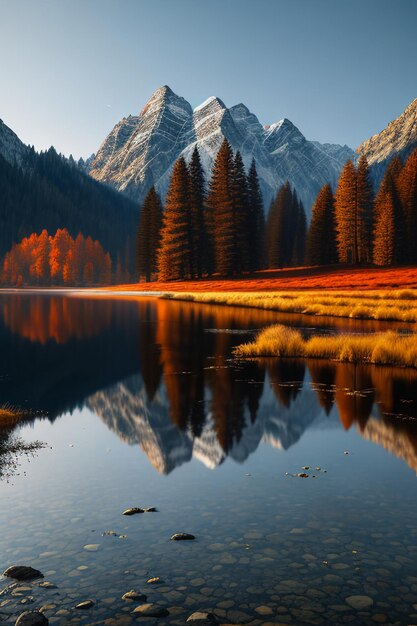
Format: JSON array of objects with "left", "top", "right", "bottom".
[{"left": 0, "top": 147, "right": 138, "bottom": 275}]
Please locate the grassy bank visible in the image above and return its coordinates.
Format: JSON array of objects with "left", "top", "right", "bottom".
[
  {"left": 234, "top": 325, "right": 417, "bottom": 369},
  {"left": 167, "top": 289, "right": 417, "bottom": 323},
  {"left": 106, "top": 265, "right": 417, "bottom": 292},
  {"left": 0, "top": 405, "right": 33, "bottom": 428}
]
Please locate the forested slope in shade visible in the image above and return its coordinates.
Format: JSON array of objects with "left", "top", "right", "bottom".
[{"left": 0, "top": 146, "right": 138, "bottom": 272}]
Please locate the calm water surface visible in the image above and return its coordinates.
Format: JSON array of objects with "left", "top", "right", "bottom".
[{"left": 0, "top": 294, "right": 417, "bottom": 626}]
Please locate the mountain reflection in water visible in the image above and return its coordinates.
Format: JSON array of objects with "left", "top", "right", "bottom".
[{"left": 0, "top": 294, "right": 416, "bottom": 475}]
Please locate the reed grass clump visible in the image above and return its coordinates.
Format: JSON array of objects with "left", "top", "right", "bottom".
[{"left": 234, "top": 325, "right": 417, "bottom": 369}]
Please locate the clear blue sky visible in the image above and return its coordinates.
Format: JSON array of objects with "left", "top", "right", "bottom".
[{"left": 1, "top": 0, "right": 416, "bottom": 158}]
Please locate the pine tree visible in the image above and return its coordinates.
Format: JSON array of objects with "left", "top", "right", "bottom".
[
  {"left": 137, "top": 186, "right": 163, "bottom": 282},
  {"left": 267, "top": 182, "right": 293, "bottom": 268},
  {"left": 334, "top": 160, "right": 357, "bottom": 263},
  {"left": 335, "top": 157, "right": 374, "bottom": 265},
  {"left": 307, "top": 184, "right": 338, "bottom": 265},
  {"left": 292, "top": 197, "right": 307, "bottom": 266},
  {"left": 188, "top": 147, "right": 207, "bottom": 278},
  {"left": 246, "top": 159, "right": 265, "bottom": 271},
  {"left": 373, "top": 177, "right": 400, "bottom": 266},
  {"left": 373, "top": 162, "right": 404, "bottom": 266},
  {"left": 397, "top": 148, "right": 417, "bottom": 263},
  {"left": 207, "top": 139, "right": 236, "bottom": 276},
  {"left": 157, "top": 157, "right": 192, "bottom": 281},
  {"left": 231, "top": 151, "right": 249, "bottom": 273},
  {"left": 356, "top": 155, "right": 374, "bottom": 263}
]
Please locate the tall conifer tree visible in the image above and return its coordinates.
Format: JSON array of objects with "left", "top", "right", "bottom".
[
  {"left": 292, "top": 197, "right": 307, "bottom": 266},
  {"left": 137, "top": 186, "right": 162, "bottom": 282},
  {"left": 356, "top": 155, "right": 374, "bottom": 263},
  {"left": 307, "top": 184, "right": 337, "bottom": 265},
  {"left": 334, "top": 160, "right": 357, "bottom": 263},
  {"left": 207, "top": 139, "right": 236, "bottom": 276},
  {"left": 231, "top": 151, "right": 249, "bottom": 273},
  {"left": 188, "top": 147, "right": 207, "bottom": 278},
  {"left": 397, "top": 148, "right": 417, "bottom": 263},
  {"left": 157, "top": 157, "right": 192, "bottom": 281},
  {"left": 373, "top": 175, "right": 402, "bottom": 266},
  {"left": 246, "top": 159, "right": 265, "bottom": 271},
  {"left": 267, "top": 182, "right": 293, "bottom": 268}
]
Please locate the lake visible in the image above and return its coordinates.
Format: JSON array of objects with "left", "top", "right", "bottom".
[{"left": 0, "top": 294, "right": 417, "bottom": 626}]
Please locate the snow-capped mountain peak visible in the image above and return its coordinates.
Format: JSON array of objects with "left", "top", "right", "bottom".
[{"left": 88, "top": 85, "right": 355, "bottom": 214}]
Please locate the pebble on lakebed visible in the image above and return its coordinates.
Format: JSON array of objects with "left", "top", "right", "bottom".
[
  {"left": 122, "top": 507, "right": 144, "bottom": 516},
  {"left": 186, "top": 612, "right": 218, "bottom": 623},
  {"left": 170, "top": 532, "right": 195, "bottom": 541},
  {"left": 3, "top": 566, "right": 44, "bottom": 581},
  {"left": 74, "top": 600, "right": 95, "bottom": 610},
  {"left": 122, "top": 590, "right": 147, "bottom": 601},
  {"left": 132, "top": 603, "right": 169, "bottom": 617},
  {"left": 122, "top": 506, "right": 157, "bottom": 515}
]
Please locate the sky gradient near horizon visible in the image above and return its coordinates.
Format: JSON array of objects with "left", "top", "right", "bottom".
[{"left": 1, "top": 0, "right": 416, "bottom": 158}]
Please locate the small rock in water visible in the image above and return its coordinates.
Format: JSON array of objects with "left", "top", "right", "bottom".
[
  {"left": 170, "top": 532, "right": 195, "bottom": 541},
  {"left": 3, "top": 566, "right": 43, "bottom": 581},
  {"left": 15, "top": 611, "right": 48, "bottom": 626},
  {"left": 147, "top": 577, "right": 162, "bottom": 584},
  {"left": 345, "top": 595, "right": 373, "bottom": 609},
  {"left": 74, "top": 600, "right": 95, "bottom": 610},
  {"left": 122, "top": 508, "right": 144, "bottom": 516},
  {"left": 122, "top": 590, "right": 147, "bottom": 602},
  {"left": 144, "top": 507, "right": 157, "bottom": 512},
  {"left": 344, "top": 451, "right": 351, "bottom": 455},
  {"left": 132, "top": 603, "right": 169, "bottom": 617},
  {"left": 315, "top": 467, "right": 321, "bottom": 471},
  {"left": 83, "top": 544, "right": 100, "bottom": 551},
  {"left": 38, "top": 582, "right": 57, "bottom": 589},
  {"left": 297, "top": 473, "right": 309, "bottom": 478},
  {"left": 186, "top": 612, "right": 218, "bottom": 623},
  {"left": 102, "top": 530, "right": 119, "bottom": 537},
  {"left": 302, "top": 466, "right": 310, "bottom": 470}
]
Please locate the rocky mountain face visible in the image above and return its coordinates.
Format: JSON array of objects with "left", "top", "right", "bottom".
[
  {"left": 358, "top": 97, "right": 417, "bottom": 187},
  {"left": 0, "top": 118, "right": 28, "bottom": 166},
  {"left": 89, "top": 85, "right": 354, "bottom": 214}
]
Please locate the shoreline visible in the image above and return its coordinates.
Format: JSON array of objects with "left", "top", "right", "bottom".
[{"left": 1, "top": 286, "right": 417, "bottom": 324}]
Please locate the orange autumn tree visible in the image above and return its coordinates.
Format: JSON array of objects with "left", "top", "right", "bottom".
[{"left": 1, "top": 229, "right": 113, "bottom": 286}]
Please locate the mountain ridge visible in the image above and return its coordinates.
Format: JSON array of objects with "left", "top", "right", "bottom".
[{"left": 88, "top": 86, "right": 355, "bottom": 214}]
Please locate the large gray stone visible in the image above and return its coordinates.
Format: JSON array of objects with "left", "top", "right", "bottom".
[
  {"left": 15, "top": 611, "right": 48, "bottom": 626},
  {"left": 3, "top": 566, "right": 43, "bottom": 582}
]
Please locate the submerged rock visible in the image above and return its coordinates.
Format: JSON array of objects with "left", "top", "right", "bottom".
[
  {"left": 345, "top": 595, "right": 374, "bottom": 609},
  {"left": 170, "top": 533, "right": 195, "bottom": 541},
  {"left": 74, "top": 600, "right": 95, "bottom": 610},
  {"left": 15, "top": 611, "right": 48, "bottom": 625},
  {"left": 122, "top": 508, "right": 144, "bottom": 516},
  {"left": 3, "top": 566, "right": 43, "bottom": 581},
  {"left": 38, "top": 582, "right": 57, "bottom": 590},
  {"left": 186, "top": 612, "right": 218, "bottom": 623},
  {"left": 122, "top": 590, "right": 147, "bottom": 602},
  {"left": 83, "top": 544, "right": 100, "bottom": 551},
  {"left": 132, "top": 603, "right": 169, "bottom": 617}
]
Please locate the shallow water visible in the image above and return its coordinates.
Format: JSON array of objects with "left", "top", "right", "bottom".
[{"left": 0, "top": 294, "right": 417, "bottom": 626}]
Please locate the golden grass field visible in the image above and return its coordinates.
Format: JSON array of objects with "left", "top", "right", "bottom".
[
  {"left": 234, "top": 324, "right": 417, "bottom": 369},
  {"left": 167, "top": 289, "right": 417, "bottom": 323}
]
